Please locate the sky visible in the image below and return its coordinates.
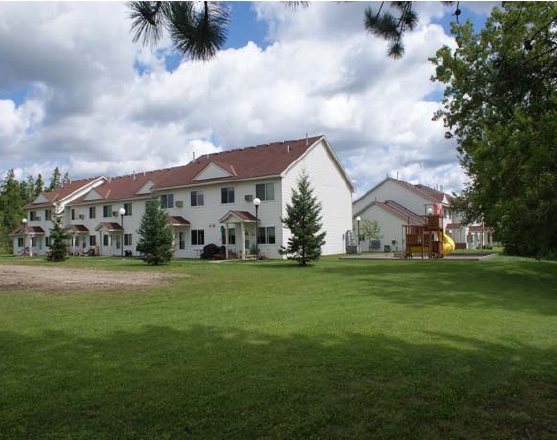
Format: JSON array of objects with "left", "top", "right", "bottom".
[{"left": 0, "top": 1, "right": 497, "bottom": 197}]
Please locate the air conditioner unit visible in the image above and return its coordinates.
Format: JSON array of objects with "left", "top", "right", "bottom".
[
  {"left": 245, "top": 195, "right": 253, "bottom": 202},
  {"left": 78, "top": 214, "right": 85, "bottom": 220},
  {"left": 112, "top": 211, "right": 117, "bottom": 216},
  {"left": 36, "top": 216, "right": 41, "bottom": 221},
  {"left": 175, "top": 200, "right": 183, "bottom": 208}
]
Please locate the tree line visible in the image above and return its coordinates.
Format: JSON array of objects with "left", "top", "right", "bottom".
[{"left": 0, "top": 167, "right": 70, "bottom": 252}]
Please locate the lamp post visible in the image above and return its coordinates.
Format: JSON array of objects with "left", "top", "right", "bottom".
[
  {"left": 253, "top": 197, "right": 261, "bottom": 260},
  {"left": 356, "top": 216, "right": 361, "bottom": 254},
  {"left": 118, "top": 207, "right": 126, "bottom": 257},
  {"left": 22, "top": 218, "right": 27, "bottom": 257}
]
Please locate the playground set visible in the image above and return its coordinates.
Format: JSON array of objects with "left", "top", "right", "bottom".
[{"left": 403, "top": 203, "right": 455, "bottom": 259}]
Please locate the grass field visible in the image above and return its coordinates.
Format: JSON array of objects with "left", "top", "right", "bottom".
[{"left": 1, "top": 256, "right": 556, "bottom": 439}]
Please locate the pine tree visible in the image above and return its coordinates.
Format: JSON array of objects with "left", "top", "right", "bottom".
[
  {"left": 47, "top": 213, "right": 69, "bottom": 262},
  {"left": 136, "top": 197, "right": 174, "bottom": 265},
  {"left": 48, "top": 167, "right": 62, "bottom": 191},
  {"left": 34, "top": 174, "right": 44, "bottom": 198},
  {"left": 0, "top": 170, "right": 25, "bottom": 251},
  {"left": 281, "top": 172, "right": 326, "bottom": 266},
  {"left": 62, "top": 172, "right": 71, "bottom": 186}
]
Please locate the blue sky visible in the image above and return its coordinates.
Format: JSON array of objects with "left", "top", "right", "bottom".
[{"left": 0, "top": 1, "right": 495, "bottom": 196}]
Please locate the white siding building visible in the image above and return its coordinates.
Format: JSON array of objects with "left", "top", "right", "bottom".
[
  {"left": 14, "top": 136, "right": 354, "bottom": 259},
  {"left": 353, "top": 177, "right": 465, "bottom": 252}
]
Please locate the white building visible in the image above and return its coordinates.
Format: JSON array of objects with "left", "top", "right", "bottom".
[
  {"left": 352, "top": 177, "right": 466, "bottom": 252},
  {"left": 13, "top": 135, "right": 354, "bottom": 259}
]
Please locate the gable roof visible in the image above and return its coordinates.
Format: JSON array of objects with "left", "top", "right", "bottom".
[
  {"left": 69, "top": 169, "right": 172, "bottom": 206},
  {"left": 355, "top": 199, "right": 425, "bottom": 226},
  {"left": 156, "top": 136, "right": 324, "bottom": 190},
  {"left": 354, "top": 177, "right": 451, "bottom": 206},
  {"left": 25, "top": 177, "right": 105, "bottom": 208}
]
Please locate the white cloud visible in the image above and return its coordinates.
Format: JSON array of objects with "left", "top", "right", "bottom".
[{"left": 0, "top": 1, "right": 469, "bottom": 199}]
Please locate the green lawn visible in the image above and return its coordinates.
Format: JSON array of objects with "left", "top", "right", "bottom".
[{"left": 1, "top": 256, "right": 556, "bottom": 439}]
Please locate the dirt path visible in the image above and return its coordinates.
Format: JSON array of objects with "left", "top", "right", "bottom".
[{"left": 0, "top": 264, "right": 179, "bottom": 291}]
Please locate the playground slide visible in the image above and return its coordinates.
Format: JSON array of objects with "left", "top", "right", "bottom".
[
  {"left": 408, "top": 231, "right": 456, "bottom": 257},
  {"left": 441, "top": 231, "right": 455, "bottom": 255}
]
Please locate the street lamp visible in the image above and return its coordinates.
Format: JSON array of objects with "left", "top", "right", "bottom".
[
  {"left": 118, "top": 207, "right": 126, "bottom": 257},
  {"left": 21, "top": 218, "right": 27, "bottom": 257},
  {"left": 356, "top": 216, "right": 361, "bottom": 254},
  {"left": 253, "top": 197, "right": 261, "bottom": 260}
]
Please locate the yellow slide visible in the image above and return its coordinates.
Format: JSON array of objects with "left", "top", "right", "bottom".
[{"left": 441, "top": 231, "right": 455, "bottom": 255}]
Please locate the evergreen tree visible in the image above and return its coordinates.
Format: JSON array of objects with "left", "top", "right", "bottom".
[
  {"left": 48, "top": 167, "right": 62, "bottom": 191},
  {"left": 281, "top": 172, "right": 326, "bottom": 266},
  {"left": 46, "top": 213, "right": 69, "bottom": 262},
  {"left": 136, "top": 197, "right": 174, "bottom": 265},
  {"left": 62, "top": 172, "right": 71, "bottom": 186},
  {"left": 34, "top": 174, "right": 44, "bottom": 198},
  {"left": 0, "top": 170, "right": 25, "bottom": 251}
]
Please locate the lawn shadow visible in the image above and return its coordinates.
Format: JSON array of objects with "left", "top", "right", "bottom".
[
  {"left": 319, "top": 259, "right": 557, "bottom": 316},
  {"left": 1, "top": 325, "right": 555, "bottom": 440}
]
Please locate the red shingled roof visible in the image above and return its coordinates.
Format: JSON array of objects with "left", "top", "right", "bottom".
[
  {"left": 67, "top": 224, "right": 89, "bottom": 232},
  {"left": 168, "top": 216, "right": 191, "bottom": 226},
  {"left": 25, "top": 177, "right": 105, "bottom": 208},
  {"left": 70, "top": 169, "right": 173, "bottom": 205},
  {"left": 380, "top": 200, "right": 425, "bottom": 225},
  {"left": 157, "top": 136, "right": 323, "bottom": 189},
  {"left": 10, "top": 226, "right": 46, "bottom": 235}
]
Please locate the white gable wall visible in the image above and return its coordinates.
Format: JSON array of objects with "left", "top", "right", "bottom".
[
  {"left": 354, "top": 179, "right": 431, "bottom": 217},
  {"left": 355, "top": 204, "right": 408, "bottom": 253},
  {"left": 282, "top": 139, "right": 353, "bottom": 256},
  {"left": 194, "top": 162, "right": 233, "bottom": 180}
]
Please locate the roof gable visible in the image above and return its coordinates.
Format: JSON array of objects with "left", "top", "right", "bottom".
[
  {"left": 193, "top": 161, "right": 235, "bottom": 181},
  {"left": 33, "top": 194, "right": 49, "bottom": 204},
  {"left": 84, "top": 189, "right": 103, "bottom": 201},
  {"left": 136, "top": 180, "right": 156, "bottom": 195},
  {"left": 156, "top": 136, "right": 324, "bottom": 190}
]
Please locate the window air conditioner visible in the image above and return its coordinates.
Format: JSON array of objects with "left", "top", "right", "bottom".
[
  {"left": 36, "top": 216, "right": 41, "bottom": 221},
  {"left": 245, "top": 195, "right": 253, "bottom": 202},
  {"left": 175, "top": 200, "right": 183, "bottom": 208},
  {"left": 78, "top": 214, "right": 85, "bottom": 220},
  {"left": 112, "top": 211, "right": 117, "bottom": 216}
]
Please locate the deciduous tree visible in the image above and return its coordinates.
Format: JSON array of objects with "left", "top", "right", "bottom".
[{"left": 431, "top": 2, "right": 557, "bottom": 258}]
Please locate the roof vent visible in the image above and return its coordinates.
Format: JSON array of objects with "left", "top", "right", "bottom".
[{"left": 287, "top": 145, "right": 291, "bottom": 153}]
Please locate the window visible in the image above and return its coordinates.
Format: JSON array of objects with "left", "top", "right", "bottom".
[
  {"left": 179, "top": 232, "right": 185, "bottom": 250},
  {"left": 115, "top": 234, "right": 121, "bottom": 250},
  {"left": 191, "top": 229, "right": 205, "bottom": 246},
  {"left": 103, "top": 205, "right": 112, "bottom": 218},
  {"left": 45, "top": 237, "right": 51, "bottom": 247},
  {"left": 257, "top": 226, "right": 276, "bottom": 244},
  {"left": 29, "top": 211, "right": 37, "bottom": 221},
  {"left": 191, "top": 191, "right": 204, "bottom": 207},
  {"left": 124, "top": 234, "right": 133, "bottom": 246},
  {"left": 31, "top": 236, "right": 37, "bottom": 247},
  {"left": 17, "top": 237, "right": 24, "bottom": 247},
  {"left": 103, "top": 234, "right": 109, "bottom": 246},
  {"left": 124, "top": 202, "right": 133, "bottom": 216},
  {"left": 160, "top": 194, "right": 174, "bottom": 209},
  {"left": 89, "top": 236, "right": 97, "bottom": 246},
  {"left": 71, "top": 209, "right": 76, "bottom": 220},
  {"left": 89, "top": 207, "right": 96, "bottom": 219},
  {"left": 221, "top": 227, "right": 236, "bottom": 245},
  {"left": 221, "top": 187, "right": 235, "bottom": 204},
  {"left": 256, "top": 183, "right": 275, "bottom": 201},
  {"left": 45, "top": 209, "right": 52, "bottom": 221}
]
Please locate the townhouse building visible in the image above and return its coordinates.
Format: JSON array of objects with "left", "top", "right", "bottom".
[
  {"left": 352, "top": 177, "right": 479, "bottom": 252},
  {"left": 13, "top": 135, "right": 354, "bottom": 259}
]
